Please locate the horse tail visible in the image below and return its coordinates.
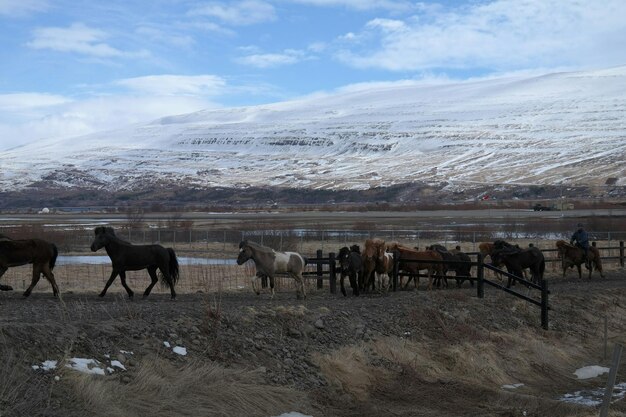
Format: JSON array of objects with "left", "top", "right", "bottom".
[
  {"left": 592, "top": 247, "right": 603, "bottom": 273},
  {"left": 302, "top": 255, "right": 308, "bottom": 266},
  {"left": 49, "top": 243, "right": 59, "bottom": 270},
  {"left": 161, "top": 248, "right": 179, "bottom": 289}
]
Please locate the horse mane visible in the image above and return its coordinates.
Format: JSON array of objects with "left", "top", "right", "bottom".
[
  {"left": 94, "top": 226, "right": 131, "bottom": 244},
  {"left": 556, "top": 240, "right": 575, "bottom": 249},
  {"left": 387, "top": 242, "right": 417, "bottom": 253},
  {"left": 240, "top": 240, "right": 274, "bottom": 254},
  {"left": 364, "top": 238, "right": 385, "bottom": 257}
]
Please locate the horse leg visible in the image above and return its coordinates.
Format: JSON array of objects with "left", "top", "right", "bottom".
[
  {"left": 100, "top": 269, "right": 119, "bottom": 297},
  {"left": 576, "top": 264, "right": 582, "bottom": 279},
  {"left": 353, "top": 272, "right": 360, "bottom": 296},
  {"left": 143, "top": 266, "right": 159, "bottom": 298},
  {"left": 250, "top": 275, "right": 260, "bottom": 295},
  {"left": 115, "top": 271, "right": 134, "bottom": 299},
  {"left": 340, "top": 274, "right": 347, "bottom": 297},
  {"left": 0, "top": 265, "right": 12, "bottom": 291},
  {"left": 23, "top": 265, "right": 42, "bottom": 297},
  {"left": 41, "top": 263, "right": 59, "bottom": 297},
  {"left": 293, "top": 273, "right": 306, "bottom": 300},
  {"left": 269, "top": 276, "right": 275, "bottom": 299}
]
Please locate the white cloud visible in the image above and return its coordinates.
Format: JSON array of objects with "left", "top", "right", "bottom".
[
  {"left": 0, "top": 93, "right": 71, "bottom": 111},
  {"left": 190, "top": 0, "right": 276, "bottom": 25},
  {"left": 0, "top": 94, "right": 219, "bottom": 150},
  {"left": 135, "top": 26, "right": 195, "bottom": 48},
  {"left": 115, "top": 74, "right": 227, "bottom": 96},
  {"left": 284, "top": 0, "right": 413, "bottom": 12},
  {"left": 27, "top": 23, "right": 149, "bottom": 58},
  {"left": 0, "top": 0, "right": 48, "bottom": 16},
  {"left": 335, "top": 0, "right": 626, "bottom": 71},
  {"left": 236, "top": 49, "right": 311, "bottom": 68}
]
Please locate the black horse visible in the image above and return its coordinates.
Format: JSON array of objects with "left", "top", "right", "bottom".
[
  {"left": 90, "top": 226, "right": 179, "bottom": 299},
  {"left": 491, "top": 245, "right": 545, "bottom": 288},
  {"left": 427, "top": 244, "right": 473, "bottom": 288},
  {"left": 337, "top": 245, "right": 362, "bottom": 297}
]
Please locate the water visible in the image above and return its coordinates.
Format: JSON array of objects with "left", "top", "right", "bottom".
[
  {"left": 559, "top": 382, "right": 626, "bottom": 407},
  {"left": 57, "top": 256, "right": 236, "bottom": 266}
]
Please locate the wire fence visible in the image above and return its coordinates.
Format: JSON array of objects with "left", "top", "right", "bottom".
[{"left": 1, "top": 225, "right": 624, "bottom": 296}]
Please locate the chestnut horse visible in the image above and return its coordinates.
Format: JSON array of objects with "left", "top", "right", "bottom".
[
  {"left": 555, "top": 240, "right": 604, "bottom": 279},
  {"left": 0, "top": 237, "right": 59, "bottom": 297},
  {"left": 387, "top": 243, "right": 444, "bottom": 290},
  {"left": 375, "top": 244, "right": 394, "bottom": 292},
  {"left": 362, "top": 238, "right": 384, "bottom": 292}
]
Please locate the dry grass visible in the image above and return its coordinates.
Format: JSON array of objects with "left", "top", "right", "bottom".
[
  {"left": 314, "top": 344, "right": 389, "bottom": 401},
  {"left": 0, "top": 348, "right": 50, "bottom": 417},
  {"left": 61, "top": 357, "right": 309, "bottom": 417}
]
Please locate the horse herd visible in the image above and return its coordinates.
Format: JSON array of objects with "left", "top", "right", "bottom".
[
  {"left": 238, "top": 237, "right": 604, "bottom": 299},
  {"left": 0, "top": 227, "right": 605, "bottom": 300}
]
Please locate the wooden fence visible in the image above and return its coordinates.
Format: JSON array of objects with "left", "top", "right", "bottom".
[{"left": 304, "top": 241, "right": 624, "bottom": 330}]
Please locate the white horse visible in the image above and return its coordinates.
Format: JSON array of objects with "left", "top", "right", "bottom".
[{"left": 237, "top": 240, "right": 307, "bottom": 299}]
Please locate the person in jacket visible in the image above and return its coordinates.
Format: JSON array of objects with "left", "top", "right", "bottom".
[{"left": 570, "top": 223, "right": 590, "bottom": 268}]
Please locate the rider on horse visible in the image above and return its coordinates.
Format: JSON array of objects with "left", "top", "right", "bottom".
[{"left": 570, "top": 223, "right": 590, "bottom": 268}]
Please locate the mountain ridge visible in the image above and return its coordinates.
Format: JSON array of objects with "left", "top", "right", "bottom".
[{"left": 1, "top": 66, "right": 625, "bottom": 199}]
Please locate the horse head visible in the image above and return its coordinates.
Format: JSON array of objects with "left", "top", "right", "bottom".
[
  {"left": 349, "top": 244, "right": 360, "bottom": 254},
  {"left": 338, "top": 247, "right": 351, "bottom": 271},
  {"left": 374, "top": 240, "right": 387, "bottom": 261},
  {"left": 237, "top": 241, "right": 253, "bottom": 265},
  {"left": 91, "top": 226, "right": 115, "bottom": 252}
]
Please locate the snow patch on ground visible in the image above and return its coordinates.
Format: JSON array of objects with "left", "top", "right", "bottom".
[
  {"left": 164, "top": 341, "right": 188, "bottom": 356},
  {"left": 66, "top": 358, "right": 106, "bottom": 375},
  {"left": 559, "top": 382, "right": 626, "bottom": 407},
  {"left": 575, "top": 365, "right": 610, "bottom": 379},
  {"left": 501, "top": 383, "right": 524, "bottom": 389},
  {"left": 32, "top": 360, "right": 58, "bottom": 371}
]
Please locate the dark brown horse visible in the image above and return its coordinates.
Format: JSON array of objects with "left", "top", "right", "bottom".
[
  {"left": 555, "top": 240, "right": 604, "bottom": 279},
  {"left": 490, "top": 246, "right": 545, "bottom": 288},
  {"left": 91, "top": 226, "right": 179, "bottom": 299},
  {"left": 428, "top": 244, "right": 473, "bottom": 288},
  {"left": 337, "top": 246, "right": 362, "bottom": 297},
  {"left": 387, "top": 243, "right": 444, "bottom": 290},
  {"left": 0, "top": 237, "right": 59, "bottom": 297}
]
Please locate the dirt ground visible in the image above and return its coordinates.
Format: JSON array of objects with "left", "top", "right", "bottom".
[{"left": 1, "top": 267, "right": 626, "bottom": 417}]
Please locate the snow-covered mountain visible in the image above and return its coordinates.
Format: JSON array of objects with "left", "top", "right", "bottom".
[{"left": 1, "top": 66, "right": 625, "bottom": 194}]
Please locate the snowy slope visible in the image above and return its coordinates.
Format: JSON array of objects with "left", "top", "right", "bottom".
[{"left": 1, "top": 66, "right": 625, "bottom": 192}]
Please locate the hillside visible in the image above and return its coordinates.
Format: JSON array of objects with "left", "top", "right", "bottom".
[
  {"left": 1, "top": 66, "right": 625, "bottom": 203},
  {"left": 1, "top": 276, "right": 625, "bottom": 417}
]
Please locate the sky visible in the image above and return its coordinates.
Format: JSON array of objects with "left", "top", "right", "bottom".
[{"left": 1, "top": 0, "right": 626, "bottom": 150}]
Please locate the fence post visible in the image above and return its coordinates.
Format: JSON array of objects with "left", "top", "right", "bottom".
[
  {"left": 317, "top": 249, "right": 323, "bottom": 289},
  {"left": 477, "top": 252, "right": 484, "bottom": 299},
  {"left": 329, "top": 252, "right": 337, "bottom": 294},
  {"left": 600, "top": 343, "right": 623, "bottom": 417},
  {"left": 620, "top": 241, "right": 624, "bottom": 267},
  {"left": 541, "top": 278, "right": 549, "bottom": 330},
  {"left": 392, "top": 251, "right": 400, "bottom": 292}
]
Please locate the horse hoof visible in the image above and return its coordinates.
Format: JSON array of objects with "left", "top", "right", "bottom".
[
  {"left": 98, "top": 293, "right": 105, "bottom": 298},
  {"left": 22, "top": 292, "right": 31, "bottom": 298}
]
